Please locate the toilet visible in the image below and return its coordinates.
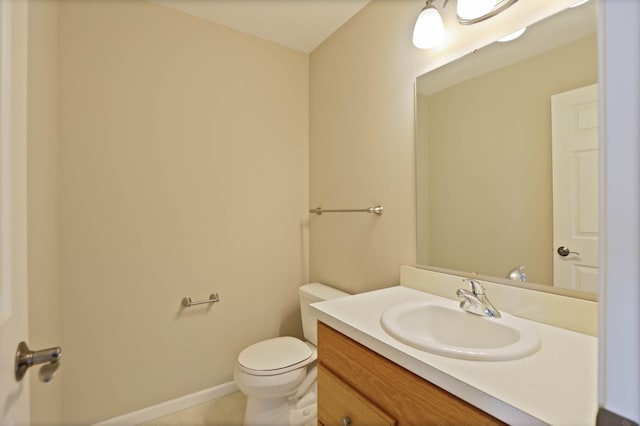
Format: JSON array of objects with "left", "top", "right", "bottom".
[{"left": 234, "top": 283, "right": 348, "bottom": 426}]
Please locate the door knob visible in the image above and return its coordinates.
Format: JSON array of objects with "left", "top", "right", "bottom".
[
  {"left": 15, "top": 341, "right": 62, "bottom": 383},
  {"left": 557, "top": 246, "right": 580, "bottom": 257}
]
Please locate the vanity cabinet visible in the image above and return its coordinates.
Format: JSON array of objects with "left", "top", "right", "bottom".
[{"left": 317, "top": 322, "right": 505, "bottom": 426}]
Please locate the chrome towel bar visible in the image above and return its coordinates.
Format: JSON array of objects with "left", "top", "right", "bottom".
[
  {"left": 181, "top": 293, "right": 220, "bottom": 308},
  {"left": 309, "top": 205, "right": 383, "bottom": 215}
]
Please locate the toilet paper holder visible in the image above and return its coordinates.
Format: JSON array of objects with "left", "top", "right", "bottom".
[{"left": 181, "top": 293, "right": 220, "bottom": 308}]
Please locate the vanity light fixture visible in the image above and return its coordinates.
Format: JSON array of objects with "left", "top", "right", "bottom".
[
  {"left": 497, "top": 27, "right": 526, "bottom": 42},
  {"left": 412, "top": 0, "right": 447, "bottom": 49},
  {"left": 456, "top": 0, "right": 496, "bottom": 21},
  {"left": 457, "top": 0, "right": 519, "bottom": 25},
  {"left": 413, "top": 0, "right": 520, "bottom": 49}
]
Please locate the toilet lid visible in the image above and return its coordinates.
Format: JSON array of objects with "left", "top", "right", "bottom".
[{"left": 238, "top": 337, "right": 312, "bottom": 372}]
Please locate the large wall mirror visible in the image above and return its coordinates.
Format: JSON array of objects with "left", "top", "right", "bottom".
[{"left": 415, "top": 1, "right": 598, "bottom": 299}]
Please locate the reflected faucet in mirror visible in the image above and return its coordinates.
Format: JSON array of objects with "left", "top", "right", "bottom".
[{"left": 506, "top": 265, "right": 527, "bottom": 283}]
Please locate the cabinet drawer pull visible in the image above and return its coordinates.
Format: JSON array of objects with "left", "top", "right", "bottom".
[{"left": 341, "top": 416, "right": 352, "bottom": 426}]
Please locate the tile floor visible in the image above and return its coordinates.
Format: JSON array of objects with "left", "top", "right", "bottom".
[
  {"left": 142, "top": 392, "right": 246, "bottom": 426},
  {"left": 141, "top": 392, "right": 317, "bottom": 426}
]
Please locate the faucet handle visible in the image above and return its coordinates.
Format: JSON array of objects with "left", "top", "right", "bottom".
[{"left": 462, "top": 278, "right": 485, "bottom": 295}]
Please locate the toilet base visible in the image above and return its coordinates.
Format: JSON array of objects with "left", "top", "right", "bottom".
[
  {"left": 244, "top": 396, "right": 290, "bottom": 426},
  {"left": 289, "top": 389, "right": 317, "bottom": 426},
  {"left": 243, "top": 386, "right": 317, "bottom": 426}
]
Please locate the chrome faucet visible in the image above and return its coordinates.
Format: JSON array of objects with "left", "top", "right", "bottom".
[{"left": 456, "top": 279, "right": 501, "bottom": 318}]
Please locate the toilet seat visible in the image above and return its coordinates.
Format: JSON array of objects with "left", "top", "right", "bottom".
[{"left": 237, "top": 337, "right": 315, "bottom": 376}]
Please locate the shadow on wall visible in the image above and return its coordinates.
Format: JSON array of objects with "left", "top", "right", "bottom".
[{"left": 279, "top": 307, "right": 304, "bottom": 339}]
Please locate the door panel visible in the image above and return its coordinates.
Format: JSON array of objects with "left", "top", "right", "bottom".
[{"left": 551, "top": 84, "right": 599, "bottom": 292}]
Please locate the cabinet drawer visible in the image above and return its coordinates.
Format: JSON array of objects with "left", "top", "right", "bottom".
[{"left": 318, "top": 363, "right": 396, "bottom": 426}]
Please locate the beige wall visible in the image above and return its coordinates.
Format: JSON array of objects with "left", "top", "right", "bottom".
[
  {"left": 53, "top": 0, "right": 307, "bottom": 423},
  {"left": 308, "top": 0, "right": 581, "bottom": 294},
  {"left": 420, "top": 35, "right": 597, "bottom": 286},
  {"left": 416, "top": 94, "right": 430, "bottom": 266},
  {"left": 309, "top": 1, "right": 419, "bottom": 294},
  {"left": 27, "top": 1, "right": 62, "bottom": 424}
]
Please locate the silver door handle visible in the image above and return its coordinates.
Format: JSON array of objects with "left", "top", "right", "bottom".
[
  {"left": 557, "top": 246, "right": 580, "bottom": 257},
  {"left": 15, "top": 341, "right": 62, "bottom": 383}
]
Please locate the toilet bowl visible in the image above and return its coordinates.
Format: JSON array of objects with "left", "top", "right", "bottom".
[{"left": 234, "top": 283, "right": 349, "bottom": 426}]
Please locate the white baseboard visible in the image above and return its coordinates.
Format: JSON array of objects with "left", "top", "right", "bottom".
[{"left": 94, "top": 381, "right": 239, "bottom": 426}]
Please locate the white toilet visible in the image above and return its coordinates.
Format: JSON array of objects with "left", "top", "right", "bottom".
[{"left": 234, "top": 283, "right": 348, "bottom": 426}]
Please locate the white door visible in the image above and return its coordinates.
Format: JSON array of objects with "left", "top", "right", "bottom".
[
  {"left": 551, "top": 84, "right": 599, "bottom": 293},
  {"left": 1, "top": 0, "right": 31, "bottom": 424}
]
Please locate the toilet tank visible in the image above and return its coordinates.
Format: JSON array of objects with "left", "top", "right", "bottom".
[{"left": 299, "top": 283, "right": 349, "bottom": 345}]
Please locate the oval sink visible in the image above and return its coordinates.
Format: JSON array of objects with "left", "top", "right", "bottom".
[{"left": 380, "top": 300, "right": 541, "bottom": 361}]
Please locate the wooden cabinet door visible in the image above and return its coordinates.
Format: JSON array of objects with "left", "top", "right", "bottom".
[
  {"left": 319, "top": 363, "right": 396, "bottom": 426},
  {"left": 318, "top": 322, "right": 505, "bottom": 425}
]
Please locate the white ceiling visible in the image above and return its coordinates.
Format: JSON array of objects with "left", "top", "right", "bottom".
[{"left": 149, "top": 0, "right": 372, "bottom": 53}]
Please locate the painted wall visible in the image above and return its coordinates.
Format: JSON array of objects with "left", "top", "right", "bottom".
[
  {"left": 53, "top": 0, "right": 308, "bottom": 423},
  {"left": 419, "top": 35, "right": 597, "bottom": 286},
  {"left": 27, "top": 1, "right": 62, "bottom": 424},
  {"left": 308, "top": 0, "right": 582, "bottom": 294},
  {"left": 309, "top": 1, "right": 419, "bottom": 294}
]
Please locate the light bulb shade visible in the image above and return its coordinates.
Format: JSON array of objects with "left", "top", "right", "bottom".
[
  {"left": 412, "top": 6, "right": 445, "bottom": 49},
  {"left": 497, "top": 27, "right": 526, "bottom": 42},
  {"left": 457, "top": 0, "right": 496, "bottom": 20}
]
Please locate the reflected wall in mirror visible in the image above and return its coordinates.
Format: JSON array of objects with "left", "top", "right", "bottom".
[{"left": 415, "top": 2, "right": 598, "bottom": 296}]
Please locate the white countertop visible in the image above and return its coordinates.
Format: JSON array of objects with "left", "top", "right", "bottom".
[{"left": 311, "top": 286, "right": 598, "bottom": 426}]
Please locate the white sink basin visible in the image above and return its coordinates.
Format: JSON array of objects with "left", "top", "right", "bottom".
[{"left": 380, "top": 299, "right": 541, "bottom": 361}]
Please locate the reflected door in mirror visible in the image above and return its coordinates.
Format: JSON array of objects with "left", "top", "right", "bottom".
[{"left": 552, "top": 84, "right": 599, "bottom": 293}]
